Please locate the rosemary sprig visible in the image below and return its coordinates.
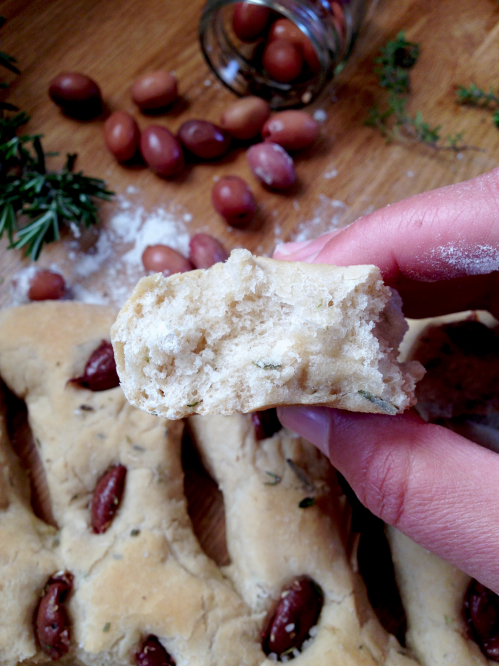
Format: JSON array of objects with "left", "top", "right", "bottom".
[
  {"left": 0, "top": 18, "right": 113, "bottom": 260},
  {"left": 366, "top": 32, "right": 477, "bottom": 151},
  {"left": 0, "top": 16, "right": 20, "bottom": 113},
  {"left": 456, "top": 83, "right": 499, "bottom": 128},
  {"left": 0, "top": 124, "right": 113, "bottom": 259}
]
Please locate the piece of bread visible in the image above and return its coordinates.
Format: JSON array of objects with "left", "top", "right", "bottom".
[
  {"left": 112, "top": 249, "right": 423, "bottom": 420},
  {"left": 187, "top": 412, "right": 420, "bottom": 666},
  {"left": 0, "top": 303, "right": 262, "bottom": 666},
  {"left": 387, "top": 527, "right": 488, "bottom": 666},
  {"left": 384, "top": 312, "right": 498, "bottom": 666}
]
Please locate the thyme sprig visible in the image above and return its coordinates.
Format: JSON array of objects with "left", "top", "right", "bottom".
[
  {"left": 0, "top": 17, "right": 113, "bottom": 260},
  {"left": 366, "top": 32, "right": 477, "bottom": 151},
  {"left": 374, "top": 31, "right": 419, "bottom": 94},
  {"left": 456, "top": 83, "right": 499, "bottom": 128}
]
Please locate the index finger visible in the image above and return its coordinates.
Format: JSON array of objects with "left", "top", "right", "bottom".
[
  {"left": 276, "top": 167, "right": 499, "bottom": 280},
  {"left": 274, "top": 167, "right": 499, "bottom": 317}
]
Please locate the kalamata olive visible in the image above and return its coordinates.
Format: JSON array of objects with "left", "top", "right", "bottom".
[
  {"left": 268, "top": 18, "right": 304, "bottom": 46},
  {"left": 232, "top": 2, "right": 270, "bottom": 42},
  {"left": 247, "top": 142, "right": 296, "bottom": 190},
  {"left": 211, "top": 176, "right": 256, "bottom": 228},
  {"left": 131, "top": 71, "right": 178, "bottom": 111},
  {"left": 35, "top": 572, "right": 73, "bottom": 660},
  {"left": 69, "top": 340, "right": 120, "bottom": 392},
  {"left": 262, "top": 40, "right": 303, "bottom": 83},
  {"left": 262, "top": 111, "right": 319, "bottom": 151},
  {"left": 220, "top": 97, "right": 270, "bottom": 141},
  {"left": 301, "top": 37, "right": 321, "bottom": 74},
  {"left": 465, "top": 579, "right": 499, "bottom": 660},
  {"left": 91, "top": 464, "right": 127, "bottom": 534},
  {"left": 140, "top": 126, "right": 184, "bottom": 177},
  {"left": 252, "top": 409, "right": 282, "bottom": 440},
  {"left": 262, "top": 576, "right": 323, "bottom": 656},
  {"left": 142, "top": 245, "right": 194, "bottom": 276},
  {"left": 268, "top": 18, "right": 320, "bottom": 74},
  {"left": 27, "top": 269, "right": 66, "bottom": 301},
  {"left": 331, "top": 2, "right": 347, "bottom": 42},
  {"left": 189, "top": 234, "right": 229, "bottom": 269},
  {"left": 136, "top": 635, "right": 175, "bottom": 666},
  {"left": 104, "top": 111, "right": 140, "bottom": 162},
  {"left": 177, "top": 120, "right": 230, "bottom": 160},
  {"left": 48, "top": 72, "right": 102, "bottom": 118}
]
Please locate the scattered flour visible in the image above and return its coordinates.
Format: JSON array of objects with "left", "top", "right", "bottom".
[
  {"left": 431, "top": 242, "right": 499, "bottom": 277},
  {"left": 7, "top": 195, "right": 194, "bottom": 310},
  {"left": 9, "top": 266, "right": 39, "bottom": 305},
  {"left": 67, "top": 198, "right": 192, "bottom": 306},
  {"left": 292, "top": 194, "right": 348, "bottom": 242},
  {"left": 10, "top": 264, "right": 66, "bottom": 305},
  {"left": 313, "top": 109, "right": 327, "bottom": 123},
  {"left": 323, "top": 168, "right": 338, "bottom": 179}
]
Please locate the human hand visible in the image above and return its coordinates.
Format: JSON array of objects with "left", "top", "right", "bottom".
[{"left": 274, "top": 167, "right": 499, "bottom": 593}]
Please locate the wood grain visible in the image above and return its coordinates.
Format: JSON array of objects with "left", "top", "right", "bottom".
[{"left": 1, "top": 0, "right": 499, "bottom": 643}]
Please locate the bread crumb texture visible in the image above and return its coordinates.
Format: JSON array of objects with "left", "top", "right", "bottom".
[{"left": 111, "top": 249, "right": 423, "bottom": 419}]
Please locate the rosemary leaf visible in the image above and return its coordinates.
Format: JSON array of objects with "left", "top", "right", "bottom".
[
  {"left": 264, "top": 471, "right": 282, "bottom": 486},
  {"left": 286, "top": 459, "right": 314, "bottom": 492},
  {"left": 253, "top": 360, "right": 282, "bottom": 370},
  {"left": 358, "top": 390, "right": 398, "bottom": 415}
]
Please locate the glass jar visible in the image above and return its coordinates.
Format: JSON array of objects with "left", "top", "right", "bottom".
[{"left": 199, "top": 0, "right": 372, "bottom": 108}]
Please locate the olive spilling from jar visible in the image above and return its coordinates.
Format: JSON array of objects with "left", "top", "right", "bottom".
[
  {"left": 69, "top": 340, "right": 120, "bottom": 391},
  {"left": 91, "top": 464, "right": 127, "bottom": 534},
  {"left": 261, "top": 576, "right": 323, "bottom": 657},
  {"left": 465, "top": 579, "right": 499, "bottom": 661},
  {"left": 252, "top": 409, "right": 282, "bottom": 440},
  {"left": 35, "top": 572, "right": 74, "bottom": 660},
  {"left": 136, "top": 635, "right": 176, "bottom": 666}
]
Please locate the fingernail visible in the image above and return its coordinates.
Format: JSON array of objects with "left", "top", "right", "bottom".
[
  {"left": 274, "top": 240, "right": 315, "bottom": 256},
  {"left": 301, "top": 250, "right": 321, "bottom": 263},
  {"left": 277, "top": 406, "right": 331, "bottom": 456}
]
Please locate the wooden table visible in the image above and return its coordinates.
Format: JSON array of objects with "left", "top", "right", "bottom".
[{"left": 1, "top": 0, "right": 499, "bottom": 644}]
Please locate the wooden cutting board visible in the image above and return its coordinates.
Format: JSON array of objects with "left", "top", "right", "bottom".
[{"left": 1, "top": 0, "right": 499, "bottom": 645}]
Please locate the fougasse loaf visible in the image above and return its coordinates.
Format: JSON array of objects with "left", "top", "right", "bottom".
[{"left": 111, "top": 249, "right": 424, "bottom": 420}]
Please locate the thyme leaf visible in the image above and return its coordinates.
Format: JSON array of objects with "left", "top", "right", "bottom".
[
  {"left": 456, "top": 83, "right": 499, "bottom": 129},
  {"left": 298, "top": 497, "right": 315, "bottom": 508}
]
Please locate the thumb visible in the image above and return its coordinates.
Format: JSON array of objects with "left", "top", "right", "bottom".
[{"left": 278, "top": 405, "right": 499, "bottom": 594}]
